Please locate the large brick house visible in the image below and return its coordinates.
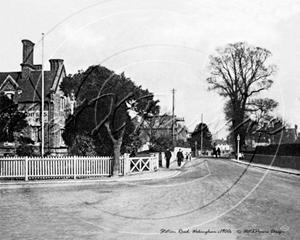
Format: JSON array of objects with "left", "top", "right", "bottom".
[{"left": 0, "top": 39, "right": 74, "bottom": 155}]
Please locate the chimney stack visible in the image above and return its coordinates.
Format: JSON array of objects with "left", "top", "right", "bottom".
[
  {"left": 49, "top": 59, "right": 64, "bottom": 72},
  {"left": 21, "top": 39, "right": 35, "bottom": 67}
]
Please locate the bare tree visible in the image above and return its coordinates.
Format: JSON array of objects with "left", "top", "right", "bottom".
[
  {"left": 207, "top": 42, "right": 277, "bottom": 149},
  {"left": 246, "top": 98, "right": 278, "bottom": 123}
]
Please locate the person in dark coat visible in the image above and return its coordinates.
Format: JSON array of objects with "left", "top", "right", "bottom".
[
  {"left": 212, "top": 147, "right": 217, "bottom": 158},
  {"left": 176, "top": 149, "right": 184, "bottom": 167},
  {"left": 217, "top": 147, "right": 221, "bottom": 158},
  {"left": 164, "top": 149, "right": 172, "bottom": 169}
]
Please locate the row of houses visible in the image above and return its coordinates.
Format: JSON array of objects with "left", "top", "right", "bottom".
[{"left": 212, "top": 124, "right": 300, "bottom": 153}]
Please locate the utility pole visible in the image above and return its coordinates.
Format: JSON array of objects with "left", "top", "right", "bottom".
[
  {"left": 41, "top": 33, "right": 45, "bottom": 157},
  {"left": 171, "top": 89, "right": 176, "bottom": 144}
]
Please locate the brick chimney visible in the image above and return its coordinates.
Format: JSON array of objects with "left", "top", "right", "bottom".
[
  {"left": 49, "top": 59, "right": 64, "bottom": 72},
  {"left": 21, "top": 39, "right": 35, "bottom": 68}
]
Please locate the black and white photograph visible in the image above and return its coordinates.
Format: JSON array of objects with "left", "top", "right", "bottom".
[{"left": 0, "top": 0, "right": 300, "bottom": 239}]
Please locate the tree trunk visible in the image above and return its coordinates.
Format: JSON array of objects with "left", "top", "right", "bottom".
[
  {"left": 112, "top": 139, "right": 122, "bottom": 176},
  {"left": 105, "top": 122, "right": 125, "bottom": 176}
]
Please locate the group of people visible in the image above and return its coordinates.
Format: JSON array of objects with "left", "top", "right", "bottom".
[
  {"left": 212, "top": 147, "right": 221, "bottom": 158},
  {"left": 164, "top": 149, "right": 192, "bottom": 168}
]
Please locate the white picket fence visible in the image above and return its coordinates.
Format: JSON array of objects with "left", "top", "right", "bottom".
[{"left": 0, "top": 154, "right": 159, "bottom": 181}]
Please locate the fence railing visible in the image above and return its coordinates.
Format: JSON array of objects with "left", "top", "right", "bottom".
[
  {"left": 123, "top": 153, "right": 159, "bottom": 175},
  {"left": 0, "top": 156, "right": 112, "bottom": 181},
  {"left": 0, "top": 154, "right": 159, "bottom": 181}
]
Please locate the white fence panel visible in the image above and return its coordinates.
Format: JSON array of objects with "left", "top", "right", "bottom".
[
  {"left": 0, "top": 156, "right": 113, "bottom": 181},
  {"left": 0, "top": 155, "right": 157, "bottom": 180},
  {"left": 124, "top": 155, "right": 156, "bottom": 175},
  {"left": 0, "top": 157, "right": 25, "bottom": 178}
]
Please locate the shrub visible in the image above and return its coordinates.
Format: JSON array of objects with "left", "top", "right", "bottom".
[{"left": 255, "top": 143, "right": 300, "bottom": 157}]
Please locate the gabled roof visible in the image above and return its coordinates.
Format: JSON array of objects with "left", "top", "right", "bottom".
[
  {"left": 0, "top": 69, "right": 61, "bottom": 103},
  {"left": 0, "top": 75, "right": 20, "bottom": 90}
]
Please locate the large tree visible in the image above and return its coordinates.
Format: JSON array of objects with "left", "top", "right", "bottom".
[
  {"left": 0, "top": 93, "right": 27, "bottom": 142},
  {"left": 206, "top": 42, "right": 277, "bottom": 150},
  {"left": 189, "top": 122, "right": 213, "bottom": 152},
  {"left": 60, "top": 65, "right": 157, "bottom": 175}
]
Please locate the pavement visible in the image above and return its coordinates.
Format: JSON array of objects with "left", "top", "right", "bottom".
[
  {"left": 0, "top": 159, "right": 189, "bottom": 189},
  {"left": 229, "top": 157, "right": 300, "bottom": 175}
]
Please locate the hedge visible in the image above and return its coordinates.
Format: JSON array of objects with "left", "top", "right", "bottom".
[
  {"left": 247, "top": 143, "right": 300, "bottom": 157},
  {"left": 243, "top": 153, "right": 300, "bottom": 171}
]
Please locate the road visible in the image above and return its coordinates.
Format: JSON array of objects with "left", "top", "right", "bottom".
[{"left": 0, "top": 158, "right": 299, "bottom": 240}]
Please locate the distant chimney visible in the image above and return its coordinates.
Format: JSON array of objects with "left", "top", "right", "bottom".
[
  {"left": 49, "top": 59, "right": 64, "bottom": 72},
  {"left": 21, "top": 39, "right": 34, "bottom": 67}
]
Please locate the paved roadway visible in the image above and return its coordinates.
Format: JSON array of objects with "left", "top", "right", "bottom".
[{"left": 0, "top": 158, "right": 299, "bottom": 240}]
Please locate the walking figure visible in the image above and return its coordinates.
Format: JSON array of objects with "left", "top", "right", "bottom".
[
  {"left": 217, "top": 147, "right": 221, "bottom": 158},
  {"left": 165, "top": 149, "right": 172, "bottom": 169},
  {"left": 177, "top": 149, "right": 184, "bottom": 167},
  {"left": 212, "top": 147, "right": 217, "bottom": 158}
]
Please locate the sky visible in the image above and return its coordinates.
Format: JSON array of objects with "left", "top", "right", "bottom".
[{"left": 1, "top": 0, "right": 300, "bottom": 139}]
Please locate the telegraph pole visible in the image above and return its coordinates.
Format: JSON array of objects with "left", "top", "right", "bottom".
[
  {"left": 41, "top": 33, "right": 45, "bottom": 156},
  {"left": 171, "top": 89, "right": 176, "bottom": 144}
]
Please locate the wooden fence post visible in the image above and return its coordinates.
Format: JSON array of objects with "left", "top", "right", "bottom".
[
  {"left": 25, "top": 157, "right": 28, "bottom": 181},
  {"left": 154, "top": 153, "right": 159, "bottom": 171},
  {"left": 74, "top": 156, "right": 77, "bottom": 179},
  {"left": 123, "top": 153, "right": 129, "bottom": 175}
]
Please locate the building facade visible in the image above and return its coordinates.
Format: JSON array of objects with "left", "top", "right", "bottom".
[{"left": 0, "top": 39, "right": 74, "bottom": 155}]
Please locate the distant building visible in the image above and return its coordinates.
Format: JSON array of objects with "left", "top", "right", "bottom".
[
  {"left": 214, "top": 139, "right": 232, "bottom": 152},
  {"left": 133, "top": 114, "right": 187, "bottom": 151},
  {"left": 0, "top": 39, "right": 74, "bottom": 154},
  {"left": 282, "top": 125, "right": 298, "bottom": 143}
]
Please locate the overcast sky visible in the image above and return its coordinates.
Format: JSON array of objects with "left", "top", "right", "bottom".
[{"left": 1, "top": 0, "right": 300, "bottom": 138}]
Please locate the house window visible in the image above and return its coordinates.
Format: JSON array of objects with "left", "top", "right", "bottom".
[
  {"left": 31, "top": 127, "right": 38, "bottom": 142},
  {"left": 4, "top": 91, "right": 14, "bottom": 100},
  {"left": 60, "top": 96, "right": 65, "bottom": 110},
  {"left": 59, "top": 129, "right": 65, "bottom": 146}
]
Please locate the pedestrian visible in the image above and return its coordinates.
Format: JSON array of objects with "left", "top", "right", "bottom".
[
  {"left": 177, "top": 149, "right": 184, "bottom": 167},
  {"left": 165, "top": 149, "right": 172, "bottom": 169},
  {"left": 185, "top": 152, "right": 189, "bottom": 161},
  {"left": 212, "top": 147, "right": 217, "bottom": 158},
  {"left": 189, "top": 152, "right": 192, "bottom": 161},
  {"left": 217, "top": 147, "right": 221, "bottom": 158}
]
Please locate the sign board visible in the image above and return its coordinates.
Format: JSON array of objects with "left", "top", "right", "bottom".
[{"left": 26, "top": 111, "right": 49, "bottom": 126}]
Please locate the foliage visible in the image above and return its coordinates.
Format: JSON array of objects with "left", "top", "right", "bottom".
[
  {"left": 254, "top": 143, "right": 300, "bottom": 156},
  {"left": 0, "top": 93, "right": 28, "bottom": 142},
  {"left": 188, "top": 122, "right": 213, "bottom": 150},
  {"left": 246, "top": 98, "right": 278, "bottom": 121},
  {"left": 243, "top": 117, "right": 295, "bottom": 149},
  {"left": 69, "top": 135, "right": 97, "bottom": 156},
  {"left": 16, "top": 145, "right": 33, "bottom": 156},
  {"left": 243, "top": 152, "right": 300, "bottom": 170},
  {"left": 206, "top": 42, "right": 277, "bottom": 149},
  {"left": 61, "top": 65, "right": 157, "bottom": 173},
  {"left": 149, "top": 134, "right": 174, "bottom": 152}
]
